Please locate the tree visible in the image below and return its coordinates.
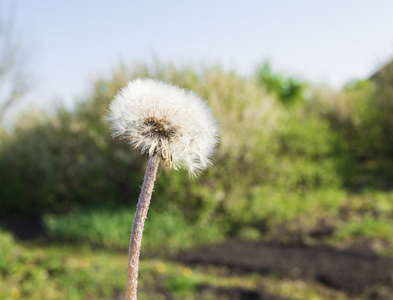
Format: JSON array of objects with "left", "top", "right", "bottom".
[
  {"left": 256, "top": 62, "right": 305, "bottom": 105},
  {"left": 0, "top": 3, "right": 29, "bottom": 122}
]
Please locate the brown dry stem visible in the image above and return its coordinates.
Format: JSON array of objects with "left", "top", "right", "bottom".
[{"left": 126, "top": 155, "right": 160, "bottom": 300}]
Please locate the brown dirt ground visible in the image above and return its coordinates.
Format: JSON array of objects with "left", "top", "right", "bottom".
[
  {"left": 178, "top": 239, "right": 393, "bottom": 299},
  {"left": 0, "top": 216, "right": 46, "bottom": 240}
]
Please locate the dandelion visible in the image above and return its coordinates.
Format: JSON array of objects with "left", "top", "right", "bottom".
[
  {"left": 107, "top": 78, "right": 218, "bottom": 177},
  {"left": 10, "top": 287, "right": 20, "bottom": 299},
  {"left": 107, "top": 78, "right": 218, "bottom": 300},
  {"left": 156, "top": 262, "right": 167, "bottom": 273},
  {"left": 181, "top": 267, "right": 193, "bottom": 277},
  {"left": 80, "top": 257, "right": 90, "bottom": 268}
]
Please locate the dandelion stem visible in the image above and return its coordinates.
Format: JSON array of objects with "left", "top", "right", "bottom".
[{"left": 126, "top": 155, "right": 160, "bottom": 300}]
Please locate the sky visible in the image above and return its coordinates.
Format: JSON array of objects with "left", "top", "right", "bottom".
[{"left": 4, "top": 0, "right": 393, "bottom": 111}]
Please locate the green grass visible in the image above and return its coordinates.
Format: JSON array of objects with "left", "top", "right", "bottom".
[
  {"left": 0, "top": 228, "right": 17, "bottom": 272},
  {"left": 4, "top": 188, "right": 393, "bottom": 299},
  {"left": 0, "top": 239, "right": 125, "bottom": 300},
  {"left": 250, "top": 187, "right": 346, "bottom": 223},
  {"left": 43, "top": 205, "right": 225, "bottom": 255},
  {"left": 0, "top": 230, "right": 362, "bottom": 300},
  {"left": 334, "top": 217, "right": 393, "bottom": 240},
  {"left": 318, "top": 191, "right": 393, "bottom": 256},
  {"left": 42, "top": 188, "right": 393, "bottom": 256},
  {"left": 233, "top": 187, "right": 393, "bottom": 257}
]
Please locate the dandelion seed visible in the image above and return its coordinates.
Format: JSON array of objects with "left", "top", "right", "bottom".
[
  {"left": 107, "top": 78, "right": 218, "bottom": 300},
  {"left": 107, "top": 78, "right": 219, "bottom": 177}
]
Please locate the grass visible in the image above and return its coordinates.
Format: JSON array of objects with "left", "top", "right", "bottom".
[
  {"left": 226, "top": 187, "right": 393, "bottom": 259},
  {"left": 42, "top": 188, "right": 393, "bottom": 256},
  {"left": 249, "top": 187, "right": 346, "bottom": 224},
  {"left": 0, "top": 231, "right": 363, "bottom": 300},
  {"left": 0, "top": 238, "right": 125, "bottom": 300},
  {"left": 43, "top": 205, "right": 225, "bottom": 255},
  {"left": 334, "top": 217, "right": 393, "bottom": 241},
  {"left": 323, "top": 191, "right": 393, "bottom": 252},
  {"left": 3, "top": 188, "right": 393, "bottom": 299}
]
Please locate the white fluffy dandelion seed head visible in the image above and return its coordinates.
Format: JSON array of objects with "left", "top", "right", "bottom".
[{"left": 106, "top": 78, "right": 219, "bottom": 177}]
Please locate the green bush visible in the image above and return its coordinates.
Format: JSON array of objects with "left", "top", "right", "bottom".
[
  {"left": 0, "top": 62, "right": 342, "bottom": 232},
  {"left": 0, "top": 109, "right": 145, "bottom": 215},
  {"left": 256, "top": 62, "right": 306, "bottom": 105},
  {"left": 308, "top": 76, "right": 393, "bottom": 163},
  {"left": 368, "top": 62, "right": 393, "bottom": 159}
]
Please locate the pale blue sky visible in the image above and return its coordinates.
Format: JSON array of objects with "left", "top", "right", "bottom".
[{"left": 7, "top": 0, "right": 393, "bottom": 109}]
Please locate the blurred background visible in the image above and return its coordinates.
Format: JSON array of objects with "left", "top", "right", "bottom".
[{"left": 1, "top": 1, "right": 393, "bottom": 299}]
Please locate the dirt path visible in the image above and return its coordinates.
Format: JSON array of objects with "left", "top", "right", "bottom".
[{"left": 178, "top": 239, "right": 393, "bottom": 296}]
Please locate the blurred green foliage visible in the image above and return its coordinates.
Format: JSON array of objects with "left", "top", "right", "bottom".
[
  {"left": 2, "top": 60, "right": 393, "bottom": 300},
  {"left": 256, "top": 62, "right": 306, "bottom": 105},
  {"left": 0, "top": 228, "right": 17, "bottom": 272},
  {"left": 1, "top": 59, "right": 393, "bottom": 237},
  {"left": 44, "top": 205, "right": 225, "bottom": 255}
]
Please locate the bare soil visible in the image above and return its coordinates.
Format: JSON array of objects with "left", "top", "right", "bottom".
[
  {"left": 0, "top": 216, "right": 46, "bottom": 240},
  {"left": 178, "top": 239, "right": 393, "bottom": 299},
  {"left": 194, "top": 285, "right": 286, "bottom": 300}
]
